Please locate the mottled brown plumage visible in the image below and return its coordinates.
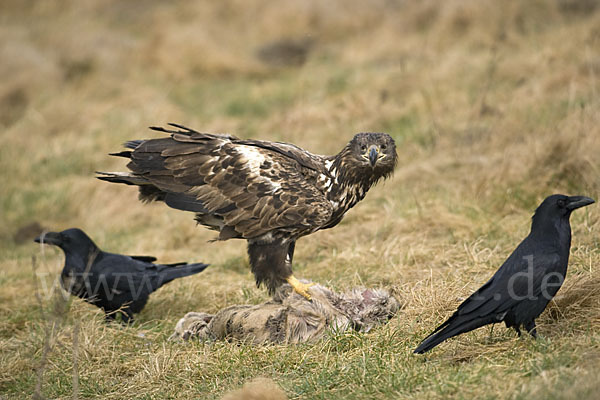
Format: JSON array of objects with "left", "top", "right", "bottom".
[{"left": 98, "top": 123, "right": 397, "bottom": 298}]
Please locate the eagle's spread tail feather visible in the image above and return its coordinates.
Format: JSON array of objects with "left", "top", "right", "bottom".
[
  {"left": 96, "top": 171, "right": 148, "bottom": 186},
  {"left": 124, "top": 139, "right": 144, "bottom": 149},
  {"left": 149, "top": 123, "right": 239, "bottom": 142},
  {"left": 96, "top": 172, "right": 166, "bottom": 203},
  {"left": 150, "top": 123, "right": 200, "bottom": 136},
  {"left": 109, "top": 150, "right": 133, "bottom": 158}
]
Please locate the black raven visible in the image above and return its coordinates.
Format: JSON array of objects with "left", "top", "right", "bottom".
[
  {"left": 34, "top": 228, "right": 209, "bottom": 323},
  {"left": 414, "top": 194, "right": 594, "bottom": 354}
]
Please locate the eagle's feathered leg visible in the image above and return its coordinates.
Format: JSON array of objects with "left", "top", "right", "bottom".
[
  {"left": 247, "top": 239, "right": 292, "bottom": 296},
  {"left": 247, "top": 239, "right": 313, "bottom": 300}
]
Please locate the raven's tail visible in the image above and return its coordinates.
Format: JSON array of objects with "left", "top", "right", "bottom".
[
  {"left": 413, "top": 313, "right": 496, "bottom": 354},
  {"left": 159, "top": 262, "right": 210, "bottom": 286}
]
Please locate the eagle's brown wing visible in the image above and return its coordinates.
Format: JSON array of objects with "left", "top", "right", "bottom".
[{"left": 103, "top": 126, "right": 333, "bottom": 240}]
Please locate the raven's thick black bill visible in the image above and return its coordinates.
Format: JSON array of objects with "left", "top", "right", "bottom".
[
  {"left": 34, "top": 231, "right": 62, "bottom": 245},
  {"left": 566, "top": 196, "right": 595, "bottom": 211}
]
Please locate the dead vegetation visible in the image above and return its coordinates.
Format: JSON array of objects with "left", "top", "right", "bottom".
[{"left": 1, "top": 0, "right": 600, "bottom": 398}]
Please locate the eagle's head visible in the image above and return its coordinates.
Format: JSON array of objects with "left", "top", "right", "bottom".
[{"left": 345, "top": 132, "right": 397, "bottom": 180}]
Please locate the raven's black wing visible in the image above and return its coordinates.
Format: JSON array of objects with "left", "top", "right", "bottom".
[{"left": 93, "top": 254, "right": 208, "bottom": 296}]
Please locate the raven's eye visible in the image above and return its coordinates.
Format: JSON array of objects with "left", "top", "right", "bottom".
[{"left": 557, "top": 199, "right": 566, "bottom": 208}]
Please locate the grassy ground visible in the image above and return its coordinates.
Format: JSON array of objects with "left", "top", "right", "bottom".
[{"left": 1, "top": 0, "right": 600, "bottom": 398}]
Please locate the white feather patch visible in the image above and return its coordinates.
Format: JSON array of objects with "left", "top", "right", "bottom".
[
  {"left": 235, "top": 145, "right": 266, "bottom": 168},
  {"left": 235, "top": 145, "right": 282, "bottom": 191}
]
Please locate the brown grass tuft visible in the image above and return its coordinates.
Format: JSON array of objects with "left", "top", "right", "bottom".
[{"left": 221, "top": 378, "right": 288, "bottom": 400}]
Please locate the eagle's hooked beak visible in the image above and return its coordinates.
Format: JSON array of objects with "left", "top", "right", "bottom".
[{"left": 368, "top": 146, "right": 379, "bottom": 167}]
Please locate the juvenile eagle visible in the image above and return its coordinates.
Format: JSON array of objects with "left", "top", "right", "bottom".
[{"left": 98, "top": 124, "right": 397, "bottom": 299}]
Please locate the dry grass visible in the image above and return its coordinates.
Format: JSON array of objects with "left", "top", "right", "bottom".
[{"left": 1, "top": 0, "right": 600, "bottom": 398}]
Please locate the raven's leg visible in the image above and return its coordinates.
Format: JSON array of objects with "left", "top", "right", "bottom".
[
  {"left": 524, "top": 320, "right": 537, "bottom": 339},
  {"left": 104, "top": 311, "right": 117, "bottom": 324},
  {"left": 284, "top": 240, "right": 314, "bottom": 300},
  {"left": 513, "top": 326, "right": 522, "bottom": 337},
  {"left": 120, "top": 309, "right": 134, "bottom": 325},
  {"left": 487, "top": 324, "right": 495, "bottom": 341}
]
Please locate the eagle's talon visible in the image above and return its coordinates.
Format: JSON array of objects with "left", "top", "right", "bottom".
[{"left": 286, "top": 276, "right": 315, "bottom": 300}]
